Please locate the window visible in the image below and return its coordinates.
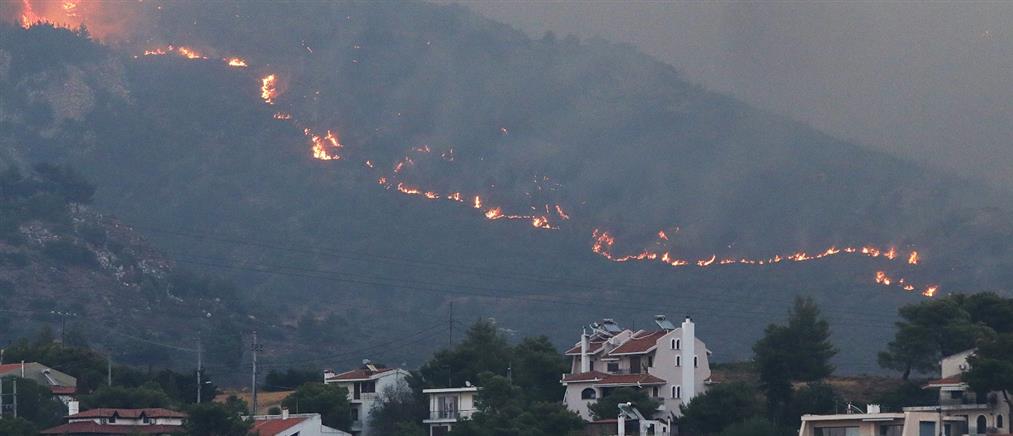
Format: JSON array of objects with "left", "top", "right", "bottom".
[
  {"left": 630, "top": 356, "right": 642, "bottom": 374},
  {"left": 647, "top": 356, "right": 653, "bottom": 367},
  {"left": 109, "top": 415, "right": 117, "bottom": 424},
  {"left": 652, "top": 386, "right": 659, "bottom": 397},
  {"left": 142, "top": 415, "right": 150, "bottom": 424},
  {"left": 976, "top": 415, "right": 987, "bottom": 434},
  {"left": 671, "top": 339, "right": 676, "bottom": 350},
  {"left": 950, "top": 390, "right": 964, "bottom": 399},
  {"left": 879, "top": 425, "right": 903, "bottom": 436},
  {"left": 672, "top": 385, "right": 680, "bottom": 399},
  {"left": 607, "top": 362, "right": 619, "bottom": 373},
  {"left": 581, "top": 388, "right": 596, "bottom": 400},
  {"left": 919, "top": 421, "right": 936, "bottom": 436},
  {"left": 997, "top": 414, "right": 1004, "bottom": 429},
  {"left": 361, "top": 380, "right": 376, "bottom": 393},
  {"left": 351, "top": 407, "right": 359, "bottom": 422},
  {"left": 815, "top": 427, "right": 859, "bottom": 436},
  {"left": 676, "top": 356, "right": 681, "bottom": 367},
  {"left": 694, "top": 355, "right": 699, "bottom": 368}
]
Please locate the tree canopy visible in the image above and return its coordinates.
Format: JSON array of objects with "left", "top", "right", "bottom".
[{"left": 281, "top": 382, "right": 353, "bottom": 430}]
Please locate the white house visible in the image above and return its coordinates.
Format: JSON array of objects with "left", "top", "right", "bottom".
[
  {"left": 560, "top": 315, "right": 712, "bottom": 423},
  {"left": 250, "top": 410, "right": 350, "bottom": 436},
  {"left": 324, "top": 362, "right": 410, "bottom": 436},
  {"left": 40, "top": 405, "right": 186, "bottom": 435},
  {"left": 422, "top": 385, "right": 480, "bottom": 436},
  {"left": 798, "top": 350, "right": 1011, "bottom": 436}
]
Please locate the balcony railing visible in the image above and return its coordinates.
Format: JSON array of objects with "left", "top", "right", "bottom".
[{"left": 427, "top": 409, "right": 475, "bottom": 421}]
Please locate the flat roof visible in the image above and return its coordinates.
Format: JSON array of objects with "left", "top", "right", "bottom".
[{"left": 423, "top": 387, "right": 479, "bottom": 394}]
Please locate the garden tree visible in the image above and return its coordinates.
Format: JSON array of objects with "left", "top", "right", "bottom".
[
  {"left": 81, "top": 384, "right": 174, "bottom": 409},
  {"left": 871, "top": 382, "right": 937, "bottom": 412},
  {"left": 183, "top": 403, "right": 252, "bottom": 436},
  {"left": 511, "top": 336, "right": 568, "bottom": 403},
  {"left": 787, "top": 382, "right": 843, "bottom": 426},
  {"left": 264, "top": 367, "right": 321, "bottom": 391},
  {"left": 221, "top": 395, "right": 250, "bottom": 415},
  {"left": 419, "top": 319, "right": 512, "bottom": 388},
  {"left": 448, "top": 373, "right": 583, "bottom": 436},
  {"left": 281, "top": 383, "right": 353, "bottom": 430},
  {"left": 878, "top": 294, "right": 1002, "bottom": 380},
  {"left": 588, "top": 387, "right": 663, "bottom": 420},
  {"left": 679, "top": 382, "right": 764, "bottom": 435},
  {"left": 0, "top": 377, "right": 65, "bottom": 430},
  {"left": 964, "top": 333, "right": 1013, "bottom": 411},
  {"left": 753, "top": 297, "right": 836, "bottom": 424},
  {"left": 717, "top": 416, "right": 787, "bottom": 436},
  {"left": 0, "top": 417, "right": 39, "bottom": 436},
  {"left": 368, "top": 380, "right": 428, "bottom": 436}
]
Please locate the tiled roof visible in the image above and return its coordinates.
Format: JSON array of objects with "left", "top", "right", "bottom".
[
  {"left": 251, "top": 417, "right": 308, "bottom": 435},
  {"left": 50, "top": 385, "right": 77, "bottom": 395},
  {"left": 325, "top": 367, "right": 397, "bottom": 381},
  {"left": 71, "top": 408, "right": 187, "bottom": 419},
  {"left": 608, "top": 330, "right": 667, "bottom": 355},
  {"left": 41, "top": 422, "right": 181, "bottom": 434},
  {"left": 562, "top": 371, "right": 666, "bottom": 386},
  {"left": 564, "top": 341, "right": 607, "bottom": 356},
  {"left": 0, "top": 363, "right": 25, "bottom": 373},
  {"left": 925, "top": 375, "right": 964, "bottom": 387}
]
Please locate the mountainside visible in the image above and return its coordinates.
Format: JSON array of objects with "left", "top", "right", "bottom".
[{"left": 1, "top": 1, "right": 1011, "bottom": 374}]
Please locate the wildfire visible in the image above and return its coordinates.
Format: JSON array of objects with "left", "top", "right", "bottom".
[
  {"left": 908, "top": 251, "right": 919, "bottom": 265},
  {"left": 473, "top": 196, "right": 482, "bottom": 209},
  {"left": 485, "top": 207, "right": 503, "bottom": 220},
  {"left": 272, "top": 112, "right": 292, "bottom": 120},
  {"left": 226, "top": 57, "right": 248, "bottom": 67},
  {"left": 261, "top": 74, "right": 278, "bottom": 105},
  {"left": 143, "top": 45, "right": 208, "bottom": 60},
  {"left": 658, "top": 230, "right": 668, "bottom": 240},
  {"left": 555, "top": 205, "right": 570, "bottom": 220},
  {"left": 20, "top": 0, "right": 40, "bottom": 28},
  {"left": 308, "top": 129, "right": 342, "bottom": 161}
]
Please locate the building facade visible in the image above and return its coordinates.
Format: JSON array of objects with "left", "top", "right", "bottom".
[
  {"left": 560, "top": 316, "right": 712, "bottom": 423},
  {"left": 799, "top": 350, "right": 1010, "bottom": 436},
  {"left": 40, "top": 406, "right": 186, "bottom": 435},
  {"left": 324, "top": 363, "right": 410, "bottom": 436},
  {"left": 250, "top": 411, "right": 350, "bottom": 436},
  {"left": 422, "top": 385, "right": 480, "bottom": 436}
]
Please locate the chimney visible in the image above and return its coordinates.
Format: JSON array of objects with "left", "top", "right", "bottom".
[
  {"left": 68, "top": 400, "right": 80, "bottom": 416},
  {"left": 281, "top": 408, "right": 289, "bottom": 419},
  {"left": 21, "top": 360, "right": 25, "bottom": 377},
  {"left": 580, "top": 329, "right": 590, "bottom": 373},
  {"left": 681, "top": 316, "right": 696, "bottom": 403}
]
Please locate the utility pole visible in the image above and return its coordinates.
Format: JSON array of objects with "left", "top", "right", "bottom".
[
  {"left": 251, "top": 330, "right": 262, "bottom": 415},
  {"left": 1, "top": 376, "right": 5, "bottom": 418},
  {"left": 107, "top": 355, "right": 112, "bottom": 387},
  {"left": 448, "top": 302, "right": 454, "bottom": 347},
  {"left": 11, "top": 377, "right": 16, "bottom": 418},
  {"left": 196, "top": 337, "right": 203, "bottom": 404}
]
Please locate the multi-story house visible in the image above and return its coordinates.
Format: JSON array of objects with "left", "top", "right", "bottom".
[
  {"left": 560, "top": 315, "right": 712, "bottom": 424},
  {"left": 40, "top": 405, "right": 186, "bottom": 435},
  {"left": 324, "top": 361, "right": 410, "bottom": 436},
  {"left": 422, "top": 384, "right": 480, "bottom": 436},
  {"left": 0, "top": 361, "right": 77, "bottom": 405},
  {"left": 798, "top": 349, "right": 1010, "bottom": 436}
]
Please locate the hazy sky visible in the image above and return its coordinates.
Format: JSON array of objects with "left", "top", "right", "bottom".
[{"left": 437, "top": 1, "right": 1013, "bottom": 190}]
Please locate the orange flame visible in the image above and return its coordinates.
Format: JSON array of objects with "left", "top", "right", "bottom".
[
  {"left": 658, "top": 230, "right": 669, "bottom": 241},
  {"left": 272, "top": 112, "right": 292, "bottom": 120},
  {"left": 261, "top": 74, "right": 277, "bottom": 105},
  {"left": 226, "top": 57, "right": 248, "bottom": 67},
  {"left": 908, "top": 251, "right": 919, "bottom": 265}
]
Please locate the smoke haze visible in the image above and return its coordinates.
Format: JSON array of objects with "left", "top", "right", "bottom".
[{"left": 439, "top": 1, "right": 1013, "bottom": 190}]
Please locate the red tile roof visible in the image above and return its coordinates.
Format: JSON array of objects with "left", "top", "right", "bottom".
[
  {"left": 71, "top": 408, "right": 187, "bottom": 419},
  {"left": 562, "top": 371, "right": 666, "bottom": 386},
  {"left": 925, "top": 375, "right": 964, "bottom": 387},
  {"left": 608, "top": 330, "right": 668, "bottom": 355},
  {"left": 50, "top": 385, "right": 77, "bottom": 395},
  {"left": 41, "top": 422, "right": 182, "bottom": 434},
  {"left": 251, "top": 417, "right": 308, "bottom": 435},
  {"left": 564, "top": 341, "right": 607, "bottom": 356},
  {"left": 0, "top": 363, "right": 25, "bottom": 373},
  {"left": 325, "top": 367, "right": 396, "bottom": 381}
]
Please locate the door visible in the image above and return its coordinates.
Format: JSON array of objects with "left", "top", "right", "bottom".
[{"left": 630, "top": 356, "right": 642, "bottom": 374}]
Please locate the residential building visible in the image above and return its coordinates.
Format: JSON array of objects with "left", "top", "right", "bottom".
[
  {"left": 0, "top": 361, "right": 77, "bottom": 404},
  {"left": 798, "top": 350, "right": 1010, "bottom": 436},
  {"left": 250, "top": 410, "right": 351, "bottom": 436},
  {"left": 560, "top": 315, "right": 712, "bottom": 423},
  {"left": 422, "top": 384, "right": 480, "bottom": 436},
  {"left": 324, "top": 361, "right": 410, "bottom": 436},
  {"left": 40, "top": 404, "right": 186, "bottom": 435}
]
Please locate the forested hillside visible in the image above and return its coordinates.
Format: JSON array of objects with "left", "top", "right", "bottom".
[{"left": 1, "top": 0, "right": 1010, "bottom": 374}]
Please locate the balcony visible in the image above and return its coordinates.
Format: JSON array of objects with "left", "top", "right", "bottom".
[{"left": 423, "top": 409, "right": 475, "bottom": 423}]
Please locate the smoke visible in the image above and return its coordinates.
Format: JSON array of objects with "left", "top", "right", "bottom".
[{"left": 442, "top": 1, "right": 1013, "bottom": 191}]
